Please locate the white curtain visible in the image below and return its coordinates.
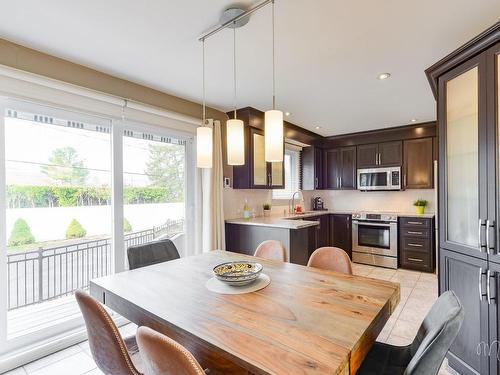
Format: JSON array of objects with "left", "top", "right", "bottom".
[{"left": 199, "top": 120, "right": 225, "bottom": 252}]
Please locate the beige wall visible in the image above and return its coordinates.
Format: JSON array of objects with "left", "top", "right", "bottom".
[{"left": 0, "top": 38, "right": 228, "bottom": 123}]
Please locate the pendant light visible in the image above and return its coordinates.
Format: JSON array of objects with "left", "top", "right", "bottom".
[
  {"left": 226, "top": 23, "right": 245, "bottom": 165},
  {"left": 264, "top": 0, "right": 283, "bottom": 163},
  {"left": 197, "top": 39, "right": 213, "bottom": 168}
]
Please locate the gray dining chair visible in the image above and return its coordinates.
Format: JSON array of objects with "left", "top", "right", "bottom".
[
  {"left": 127, "top": 238, "right": 180, "bottom": 270},
  {"left": 357, "top": 290, "right": 464, "bottom": 375}
]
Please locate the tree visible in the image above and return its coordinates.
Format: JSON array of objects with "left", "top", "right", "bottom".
[
  {"left": 144, "top": 144, "right": 185, "bottom": 202},
  {"left": 123, "top": 218, "right": 133, "bottom": 233},
  {"left": 41, "top": 147, "right": 89, "bottom": 186},
  {"left": 65, "top": 219, "right": 87, "bottom": 239},
  {"left": 8, "top": 218, "right": 35, "bottom": 246}
]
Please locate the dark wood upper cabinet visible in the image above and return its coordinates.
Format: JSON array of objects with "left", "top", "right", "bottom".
[
  {"left": 357, "top": 144, "right": 378, "bottom": 168},
  {"left": 301, "top": 146, "right": 323, "bottom": 190},
  {"left": 233, "top": 126, "right": 284, "bottom": 189},
  {"left": 324, "top": 149, "right": 341, "bottom": 189},
  {"left": 357, "top": 141, "right": 402, "bottom": 168},
  {"left": 378, "top": 141, "right": 402, "bottom": 166},
  {"left": 324, "top": 147, "right": 356, "bottom": 190},
  {"left": 403, "top": 138, "right": 434, "bottom": 189}
]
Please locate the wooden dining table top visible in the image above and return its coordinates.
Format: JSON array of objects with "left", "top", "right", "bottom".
[{"left": 90, "top": 250, "right": 400, "bottom": 375}]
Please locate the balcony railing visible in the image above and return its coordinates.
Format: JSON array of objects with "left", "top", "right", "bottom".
[{"left": 7, "top": 218, "right": 184, "bottom": 310}]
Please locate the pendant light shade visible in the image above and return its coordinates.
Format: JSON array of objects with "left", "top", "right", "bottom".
[
  {"left": 196, "top": 125, "right": 213, "bottom": 168},
  {"left": 264, "top": 109, "right": 283, "bottom": 162},
  {"left": 264, "top": 0, "right": 283, "bottom": 163},
  {"left": 226, "top": 118, "right": 245, "bottom": 165}
]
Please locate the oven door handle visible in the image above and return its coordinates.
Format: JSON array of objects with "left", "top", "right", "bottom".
[{"left": 352, "top": 220, "right": 394, "bottom": 227}]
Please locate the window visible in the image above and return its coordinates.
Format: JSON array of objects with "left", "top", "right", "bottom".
[{"left": 272, "top": 146, "right": 300, "bottom": 200}]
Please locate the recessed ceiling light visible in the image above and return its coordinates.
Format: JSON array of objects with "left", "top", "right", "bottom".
[
  {"left": 377, "top": 73, "right": 391, "bottom": 80},
  {"left": 285, "top": 112, "right": 291, "bottom": 116},
  {"left": 315, "top": 126, "right": 321, "bottom": 130},
  {"left": 411, "top": 118, "right": 418, "bottom": 123}
]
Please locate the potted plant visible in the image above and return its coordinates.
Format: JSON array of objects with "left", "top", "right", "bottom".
[
  {"left": 263, "top": 203, "right": 272, "bottom": 217},
  {"left": 413, "top": 199, "right": 428, "bottom": 215}
]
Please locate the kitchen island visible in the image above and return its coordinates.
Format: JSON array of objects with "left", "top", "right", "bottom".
[{"left": 225, "top": 215, "right": 320, "bottom": 265}]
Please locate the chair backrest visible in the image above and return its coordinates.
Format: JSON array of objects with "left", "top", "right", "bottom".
[
  {"left": 137, "top": 326, "right": 205, "bottom": 375},
  {"left": 75, "top": 290, "right": 142, "bottom": 375},
  {"left": 307, "top": 247, "right": 353, "bottom": 275},
  {"left": 406, "top": 290, "right": 464, "bottom": 375},
  {"left": 254, "top": 240, "right": 287, "bottom": 262},
  {"left": 127, "top": 238, "right": 180, "bottom": 270}
]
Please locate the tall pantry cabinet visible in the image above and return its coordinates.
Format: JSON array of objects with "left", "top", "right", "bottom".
[{"left": 426, "top": 22, "right": 500, "bottom": 375}]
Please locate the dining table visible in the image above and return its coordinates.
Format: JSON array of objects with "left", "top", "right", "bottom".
[{"left": 90, "top": 250, "right": 400, "bottom": 375}]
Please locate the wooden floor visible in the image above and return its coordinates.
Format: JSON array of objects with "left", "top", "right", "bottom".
[{"left": 5, "top": 264, "right": 460, "bottom": 375}]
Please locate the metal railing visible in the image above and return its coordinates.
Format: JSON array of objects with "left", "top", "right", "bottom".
[{"left": 7, "top": 218, "right": 184, "bottom": 310}]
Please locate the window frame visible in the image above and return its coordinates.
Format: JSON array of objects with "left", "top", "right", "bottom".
[{"left": 272, "top": 145, "right": 301, "bottom": 202}]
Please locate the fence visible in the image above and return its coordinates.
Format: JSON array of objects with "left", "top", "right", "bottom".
[{"left": 6, "top": 218, "right": 184, "bottom": 310}]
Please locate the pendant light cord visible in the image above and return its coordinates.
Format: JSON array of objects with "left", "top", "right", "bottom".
[
  {"left": 272, "top": 0, "right": 276, "bottom": 110},
  {"left": 233, "top": 23, "right": 237, "bottom": 119},
  {"left": 202, "top": 39, "right": 206, "bottom": 126}
]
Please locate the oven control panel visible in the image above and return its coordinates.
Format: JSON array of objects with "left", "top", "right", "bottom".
[{"left": 352, "top": 212, "right": 398, "bottom": 222}]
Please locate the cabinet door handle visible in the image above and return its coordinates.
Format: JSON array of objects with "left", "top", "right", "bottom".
[
  {"left": 487, "top": 220, "right": 496, "bottom": 255},
  {"left": 487, "top": 269, "right": 496, "bottom": 305},
  {"left": 315, "top": 177, "right": 318, "bottom": 189},
  {"left": 479, "top": 219, "right": 485, "bottom": 251},
  {"left": 479, "top": 268, "right": 486, "bottom": 302},
  {"left": 407, "top": 221, "right": 423, "bottom": 225},
  {"left": 408, "top": 257, "right": 423, "bottom": 262},
  {"left": 407, "top": 231, "right": 423, "bottom": 235},
  {"left": 407, "top": 243, "right": 423, "bottom": 247},
  {"left": 339, "top": 176, "right": 342, "bottom": 188},
  {"left": 404, "top": 172, "right": 407, "bottom": 188}
]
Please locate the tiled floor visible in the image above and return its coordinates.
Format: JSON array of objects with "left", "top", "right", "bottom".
[{"left": 4, "top": 264, "right": 460, "bottom": 375}]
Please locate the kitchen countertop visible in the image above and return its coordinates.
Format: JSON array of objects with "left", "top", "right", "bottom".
[
  {"left": 225, "top": 209, "right": 435, "bottom": 229},
  {"left": 225, "top": 216, "right": 320, "bottom": 229}
]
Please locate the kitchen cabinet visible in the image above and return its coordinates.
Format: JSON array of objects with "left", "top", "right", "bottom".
[
  {"left": 357, "top": 141, "right": 402, "bottom": 168},
  {"left": 399, "top": 216, "right": 435, "bottom": 272},
  {"left": 439, "top": 249, "right": 489, "bottom": 375},
  {"left": 233, "top": 127, "right": 284, "bottom": 189},
  {"left": 330, "top": 214, "right": 352, "bottom": 257},
  {"left": 302, "top": 146, "right": 323, "bottom": 190},
  {"left": 403, "top": 138, "right": 434, "bottom": 189},
  {"left": 324, "top": 147, "right": 356, "bottom": 190},
  {"left": 426, "top": 24, "right": 500, "bottom": 375},
  {"left": 308, "top": 215, "right": 330, "bottom": 249}
]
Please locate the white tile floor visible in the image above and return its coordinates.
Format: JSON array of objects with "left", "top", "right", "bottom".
[{"left": 4, "top": 264, "right": 460, "bottom": 375}]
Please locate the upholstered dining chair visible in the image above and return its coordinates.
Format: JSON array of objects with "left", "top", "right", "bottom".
[
  {"left": 127, "top": 238, "right": 180, "bottom": 270},
  {"left": 307, "top": 247, "right": 353, "bottom": 275},
  {"left": 357, "top": 290, "right": 464, "bottom": 375},
  {"left": 75, "top": 290, "right": 143, "bottom": 375},
  {"left": 137, "top": 326, "right": 206, "bottom": 375},
  {"left": 254, "top": 240, "right": 287, "bottom": 262}
]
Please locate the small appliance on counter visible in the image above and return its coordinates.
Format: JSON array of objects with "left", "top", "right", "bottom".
[{"left": 312, "top": 197, "right": 327, "bottom": 211}]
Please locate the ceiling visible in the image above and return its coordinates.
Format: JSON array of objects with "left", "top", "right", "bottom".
[{"left": 0, "top": 1, "right": 498, "bottom": 136}]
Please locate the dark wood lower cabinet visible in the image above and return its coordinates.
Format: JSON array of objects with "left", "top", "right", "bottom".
[
  {"left": 330, "top": 214, "right": 352, "bottom": 258},
  {"left": 440, "top": 248, "right": 490, "bottom": 375},
  {"left": 489, "top": 261, "right": 500, "bottom": 375}
]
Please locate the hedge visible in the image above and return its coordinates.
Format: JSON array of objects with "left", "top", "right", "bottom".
[{"left": 6, "top": 185, "right": 184, "bottom": 208}]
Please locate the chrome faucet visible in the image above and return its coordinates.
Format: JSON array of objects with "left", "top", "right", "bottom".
[{"left": 289, "top": 191, "right": 303, "bottom": 215}]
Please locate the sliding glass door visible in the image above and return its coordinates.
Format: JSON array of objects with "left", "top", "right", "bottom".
[
  {"left": 0, "top": 99, "right": 194, "bottom": 357},
  {"left": 122, "top": 126, "right": 187, "bottom": 257}
]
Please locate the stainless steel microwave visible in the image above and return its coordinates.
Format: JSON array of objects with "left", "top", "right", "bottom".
[{"left": 357, "top": 167, "right": 401, "bottom": 191}]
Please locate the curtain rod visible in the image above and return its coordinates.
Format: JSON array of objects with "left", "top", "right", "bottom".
[{"left": 198, "top": 0, "right": 273, "bottom": 42}]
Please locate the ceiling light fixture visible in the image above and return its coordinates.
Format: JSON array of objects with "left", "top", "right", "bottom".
[
  {"left": 265, "top": 0, "right": 284, "bottom": 163},
  {"left": 226, "top": 23, "right": 245, "bottom": 166},
  {"left": 377, "top": 73, "right": 391, "bottom": 80},
  {"left": 411, "top": 118, "right": 418, "bottom": 123},
  {"left": 285, "top": 112, "right": 291, "bottom": 116},
  {"left": 315, "top": 126, "right": 321, "bottom": 130},
  {"left": 196, "top": 39, "right": 213, "bottom": 168}
]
